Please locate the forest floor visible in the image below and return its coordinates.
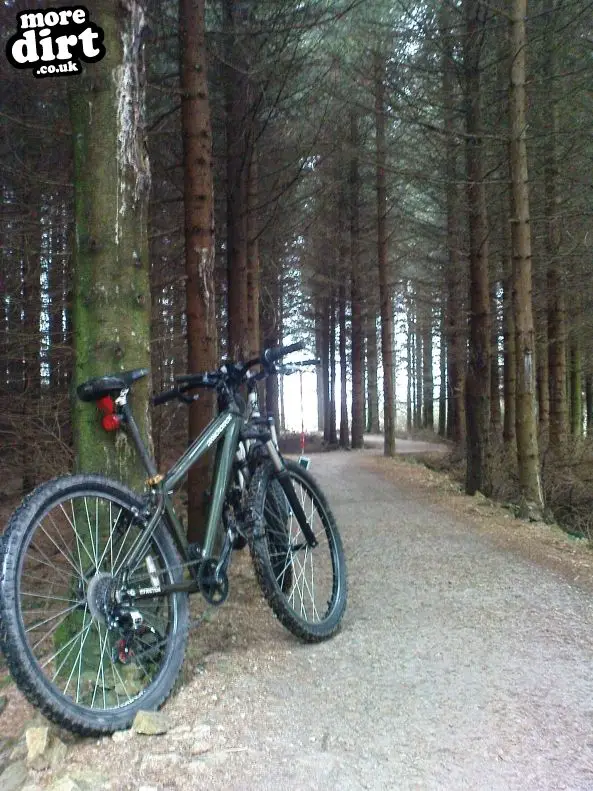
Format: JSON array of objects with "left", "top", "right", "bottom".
[{"left": 3, "top": 439, "right": 593, "bottom": 790}]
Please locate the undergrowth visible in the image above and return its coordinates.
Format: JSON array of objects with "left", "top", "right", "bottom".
[{"left": 417, "top": 434, "right": 593, "bottom": 543}]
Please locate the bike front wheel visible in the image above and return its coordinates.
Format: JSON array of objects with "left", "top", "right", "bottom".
[
  {"left": 247, "top": 460, "right": 347, "bottom": 641},
  {"left": 0, "top": 475, "right": 189, "bottom": 735}
]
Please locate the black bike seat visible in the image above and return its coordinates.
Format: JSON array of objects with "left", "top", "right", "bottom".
[{"left": 76, "top": 368, "right": 149, "bottom": 402}]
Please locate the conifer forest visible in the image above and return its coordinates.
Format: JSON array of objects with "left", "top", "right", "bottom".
[{"left": 1, "top": 0, "right": 593, "bottom": 536}]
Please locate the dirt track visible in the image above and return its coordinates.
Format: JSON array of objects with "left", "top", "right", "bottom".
[{"left": 3, "top": 444, "right": 593, "bottom": 790}]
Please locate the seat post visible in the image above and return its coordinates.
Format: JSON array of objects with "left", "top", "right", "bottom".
[{"left": 121, "top": 402, "right": 158, "bottom": 478}]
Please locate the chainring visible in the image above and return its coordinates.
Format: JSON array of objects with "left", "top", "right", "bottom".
[{"left": 197, "top": 559, "right": 229, "bottom": 606}]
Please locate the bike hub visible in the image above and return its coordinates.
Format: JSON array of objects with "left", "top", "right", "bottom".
[{"left": 86, "top": 572, "right": 115, "bottom": 622}]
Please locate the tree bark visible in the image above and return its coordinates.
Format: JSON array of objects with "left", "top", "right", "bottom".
[
  {"left": 350, "top": 112, "right": 364, "bottom": 449},
  {"left": 246, "top": 152, "right": 260, "bottom": 357},
  {"left": 315, "top": 305, "right": 325, "bottom": 432},
  {"left": 22, "top": 194, "right": 41, "bottom": 492},
  {"left": 544, "top": 0, "right": 567, "bottom": 452},
  {"left": 569, "top": 336, "right": 582, "bottom": 438},
  {"left": 414, "top": 309, "right": 422, "bottom": 430},
  {"left": 224, "top": 0, "right": 249, "bottom": 360},
  {"left": 422, "top": 300, "right": 433, "bottom": 431},
  {"left": 441, "top": 4, "right": 466, "bottom": 445},
  {"left": 70, "top": 0, "right": 152, "bottom": 487},
  {"left": 329, "top": 292, "right": 338, "bottom": 445},
  {"left": 180, "top": 0, "right": 218, "bottom": 543},
  {"left": 490, "top": 282, "right": 502, "bottom": 434},
  {"left": 509, "top": 0, "right": 543, "bottom": 510},
  {"left": 366, "top": 312, "right": 380, "bottom": 433},
  {"left": 375, "top": 51, "right": 396, "bottom": 456},
  {"left": 321, "top": 294, "right": 331, "bottom": 443},
  {"left": 586, "top": 374, "right": 593, "bottom": 436},
  {"left": 502, "top": 247, "right": 516, "bottom": 447},
  {"left": 439, "top": 307, "right": 447, "bottom": 437},
  {"left": 464, "top": 0, "right": 491, "bottom": 496},
  {"left": 339, "top": 282, "right": 349, "bottom": 448}
]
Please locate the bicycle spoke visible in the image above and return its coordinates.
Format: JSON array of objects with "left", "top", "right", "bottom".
[
  {"left": 51, "top": 605, "right": 89, "bottom": 684},
  {"left": 55, "top": 505, "right": 95, "bottom": 571},
  {"left": 32, "top": 526, "right": 82, "bottom": 583},
  {"left": 82, "top": 497, "right": 97, "bottom": 567},
  {"left": 22, "top": 591, "right": 79, "bottom": 605},
  {"left": 26, "top": 603, "right": 80, "bottom": 638},
  {"left": 43, "top": 618, "right": 93, "bottom": 672},
  {"left": 95, "top": 506, "right": 124, "bottom": 572}
]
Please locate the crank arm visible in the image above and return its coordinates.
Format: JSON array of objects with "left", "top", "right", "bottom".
[
  {"left": 215, "top": 529, "right": 234, "bottom": 582},
  {"left": 127, "top": 580, "right": 199, "bottom": 600}
]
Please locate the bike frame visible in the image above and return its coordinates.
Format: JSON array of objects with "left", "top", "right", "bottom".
[
  {"left": 120, "top": 399, "right": 243, "bottom": 578},
  {"left": 115, "top": 381, "right": 317, "bottom": 597}
]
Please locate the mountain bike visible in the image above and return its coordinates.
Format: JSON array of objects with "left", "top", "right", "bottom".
[{"left": 0, "top": 343, "right": 347, "bottom": 735}]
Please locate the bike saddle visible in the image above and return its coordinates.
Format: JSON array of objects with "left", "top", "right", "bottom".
[{"left": 76, "top": 368, "right": 149, "bottom": 402}]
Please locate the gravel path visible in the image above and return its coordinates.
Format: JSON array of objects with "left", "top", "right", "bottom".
[{"left": 5, "top": 447, "right": 593, "bottom": 790}]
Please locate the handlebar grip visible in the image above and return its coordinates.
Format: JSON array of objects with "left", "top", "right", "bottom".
[
  {"left": 175, "top": 373, "right": 217, "bottom": 387},
  {"left": 263, "top": 341, "right": 305, "bottom": 364},
  {"left": 152, "top": 388, "right": 178, "bottom": 406},
  {"left": 298, "top": 358, "right": 321, "bottom": 367}
]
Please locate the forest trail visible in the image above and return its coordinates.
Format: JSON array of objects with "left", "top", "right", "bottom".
[{"left": 4, "top": 446, "right": 593, "bottom": 791}]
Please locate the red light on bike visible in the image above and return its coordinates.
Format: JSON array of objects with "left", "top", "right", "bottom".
[
  {"left": 97, "top": 395, "right": 115, "bottom": 415},
  {"left": 101, "top": 414, "right": 122, "bottom": 432}
]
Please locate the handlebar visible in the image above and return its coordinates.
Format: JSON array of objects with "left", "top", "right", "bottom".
[
  {"left": 152, "top": 342, "right": 311, "bottom": 407},
  {"left": 152, "top": 388, "right": 180, "bottom": 406},
  {"left": 276, "top": 359, "right": 320, "bottom": 375},
  {"left": 262, "top": 341, "right": 304, "bottom": 364}
]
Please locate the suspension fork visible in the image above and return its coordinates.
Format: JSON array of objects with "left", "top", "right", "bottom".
[{"left": 264, "top": 440, "right": 318, "bottom": 548}]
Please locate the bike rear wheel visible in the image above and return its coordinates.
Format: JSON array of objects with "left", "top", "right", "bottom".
[
  {"left": 247, "top": 460, "right": 347, "bottom": 641},
  {"left": 0, "top": 475, "right": 189, "bottom": 735}
]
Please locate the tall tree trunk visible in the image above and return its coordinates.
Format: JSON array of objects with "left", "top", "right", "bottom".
[
  {"left": 70, "top": 0, "right": 152, "bottom": 486},
  {"left": 313, "top": 304, "right": 326, "bottom": 433},
  {"left": 441, "top": 4, "right": 466, "bottom": 445},
  {"left": 569, "top": 336, "right": 582, "bottom": 438},
  {"left": 322, "top": 294, "right": 331, "bottom": 443},
  {"left": 375, "top": 52, "right": 396, "bottom": 456},
  {"left": 544, "top": 0, "right": 567, "bottom": 452},
  {"left": 337, "top": 182, "right": 349, "bottom": 448},
  {"left": 464, "top": 0, "right": 491, "bottom": 495},
  {"left": 422, "top": 301, "right": 433, "bottom": 431},
  {"left": 339, "top": 282, "right": 349, "bottom": 448},
  {"left": 350, "top": 112, "right": 364, "bottom": 449},
  {"left": 262, "top": 265, "right": 281, "bottom": 426},
  {"left": 509, "top": 0, "right": 543, "bottom": 511},
  {"left": 439, "top": 307, "right": 447, "bottom": 437},
  {"left": 246, "top": 152, "right": 260, "bottom": 357},
  {"left": 180, "top": 0, "right": 218, "bottom": 543},
  {"left": 414, "top": 309, "right": 422, "bottom": 430},
  {"left": 536, "top": 313, "right": 549, "bottom": 438},
  {"left": 366, "top": 312, "right": 380, "bottom": 433},
  {"left": 406, "top": 316, "right": 413, "bottom": 434},
  {"left": 22, "top": 197, "right": 41, "bottom": 492},
  {"left": 490, "top": 282, "right": 502, "bottom": 434},
  {"left": 224, "top": 0, "right": 249, "bottom": 360},
  {"left": 315, "top": 306, "right": 324, "bottom": 432},
  {"left": 329, "top": 292, "right": 338, "bottom": 445},
  {"left": 328, "top": 292, "right": 338, "bottom": 445},
  {"left": 586, "top": 373, "right": 593, "bottom": 436},
  {"left": 502, "top": 248, "right": 516, "bottom": 447}
]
